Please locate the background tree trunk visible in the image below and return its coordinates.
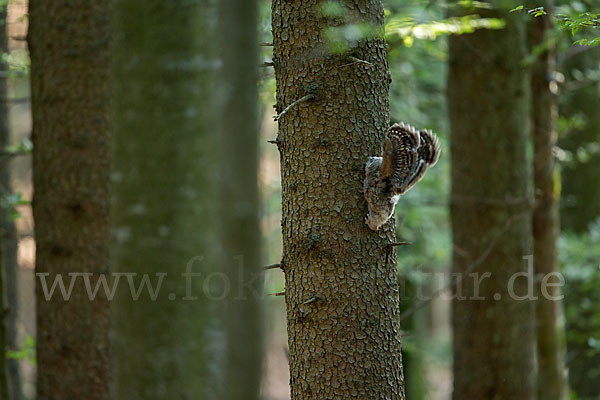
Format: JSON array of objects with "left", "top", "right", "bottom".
[
  {"left": 0, "top": 3, "right": 13, "bottom": 398},
  {"left": 111, "top": 1, "right": 221, "bottom": 399},
  {"left": 448, "top": 4, "right": 536, "bottom": 399},
  {"left": 530, "top": 5, "right": 568, "bottom": 399},
  {"left": 0, "top": 3, "right": 22, "bottom": 397},
  {"left": 28, "top": 1, "right": 111, "bottom": 399},
  {"left": 271, "top": 1, "right": 405, "bottom": 398},
  {"left": 217, "top": 0, "right": 263, "bottom": 399}
]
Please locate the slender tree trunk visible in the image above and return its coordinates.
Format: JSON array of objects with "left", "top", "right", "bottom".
[
  {"left": 448, "top": 4, "right": 536, "bottom": 399},
  {"left": 217, "top": 0, "right": 264, "bottom": 399},
  {"left": 272, "top": 1, "right": 405, "bottom": 398},
  {"left": 28, "top": 1, "right": 111, "bottom": 399},
  {"left": 111, "top": 1, "right": 220, "bottom": 399},
  {"left": 0, "top": 4, "right": 12, "bottom": 398},
  {"left": 0, "top": 4, "right": 22, "bottom": 398},
  {"left": 531, "top": 5, "right": 568, "bottom": 399}
]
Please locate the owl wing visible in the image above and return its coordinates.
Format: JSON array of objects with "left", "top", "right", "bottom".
[
  {"left": 378, "top": 123, "right": 421, "bottom": 193},
  {"left": 401, "top": 129, "right": 441, "bottom": 193}
]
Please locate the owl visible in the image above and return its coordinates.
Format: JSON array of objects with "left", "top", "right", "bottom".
[{"left": 364, "top": 122, "right": 440, "bottom": 231}]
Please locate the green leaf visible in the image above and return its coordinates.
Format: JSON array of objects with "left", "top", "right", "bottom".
[{"left": 509, "top": 5, "right": 524, "bottom": 13}]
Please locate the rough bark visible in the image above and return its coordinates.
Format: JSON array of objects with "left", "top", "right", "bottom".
[
  {"left": 448, "top": 4, "right": 536, "bottom": 399},
  {"left": 111, "top": 1, "right": 219, "bottom": 399},
  {"left": 217, "top": 0, "right": 264, "bottom": 399},
  {"left": 272, "top": 1, "right": 405, "bottom": 399},
  {"left": 28, "top": 0, "right": 111, "bottom": 399},
  {"left": 530, "top": 6, "right": 568, "bottom": 399}
]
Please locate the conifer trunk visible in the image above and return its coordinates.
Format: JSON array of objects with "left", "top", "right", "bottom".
[
  {"left": 272, "top": 1, "right": 405, "bottom": 398},
  {"left": 217, "top": 0, "right": 263, "bottom": 399},
  {"left": 29, "top": 1, "right": 111, "bottom": 398},
  {"left": 448, "top": 4, "right": 536, "bottom": 398},
  {"left": 111, "top": 1, "right": 220, "bottom": 398},
  {"left": 531, "top": 5, "right": 568, "bottom": 399}
]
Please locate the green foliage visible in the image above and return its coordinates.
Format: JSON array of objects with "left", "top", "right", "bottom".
[
  {"left": 1, "top": 50, "right": 30, "bottom": 77},
  {"left": 386, "top": 14, "right": 505, "bottom": 45},
  {"left": 318, "top": 0, "right": 388, "bottom": 53},
  {"left": 320, "top": 0, "right": 346, "bottom": 18},
  {"left": 6, "top": 335, "right": 36, "bottom": 366},
  {"left": 559, "top": 220, "right": 600, "bottom": 397},
  {"left": 1, "top": 192, "right": 29, "bottom": 221},
  {"left": 3, "top": 137, "right": 32, "bottom": 155},
  {"left": 323, "top": 23, "right": 379, "bottom": 54},
  {"left": 511, "top": 5, "right": 600, "bottom": 46}
]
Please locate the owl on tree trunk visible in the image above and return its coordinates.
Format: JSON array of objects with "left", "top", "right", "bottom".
[{"left": 364, "top": 122, "right": 441, "bottom": 231}]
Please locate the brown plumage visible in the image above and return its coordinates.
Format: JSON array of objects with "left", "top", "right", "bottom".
[{"left": 364, "top": 122, "right": 440, "bottom": 230}]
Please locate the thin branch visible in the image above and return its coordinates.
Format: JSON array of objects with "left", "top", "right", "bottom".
[
  {"left": 348, "top": 56, "right": 373, "bottom": 66},
  {"left": 390, "top": 242, "right": 411, "bottom": 247},
  {"left": 259, "top": 42, "right": 273, "bottom": 46},
  {"left": 274, "top": 94, "right": 315, "bottom": 121},
  {"left": 340, "top": 56, "right": 374, "bottom": 68},
  {"left": 302, "top": 296, "right": 318, "bottom": 305},
  {"left": 267, "top": 291, "right": 285, "bottom": 297},
  {"left": 264, "top": 263, "right": 282, "bottom": 270},
  {"left": 261, "top": 61, "right": 275, "bottom": 67}
]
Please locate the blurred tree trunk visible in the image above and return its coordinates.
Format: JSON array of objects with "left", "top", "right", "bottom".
[
  {"left": 111, "top": 1, "right": 221, "bottom": 399},
  {"left": 559, "top": 47, "right": 600, "bottom": 232},
  {"left": 530, "top": 5, "right": 568, "bottom": 399},
  {"left": 28, "top": 1, "right": 111, "bottom": 399},
  {"left": 217, "top": 1, "right": 263, "bottom": 400},
  {"left": 399, "top": 279, "right": 426, "bottom": 400},
  {"left": 272, "top": 1, "right": 405, "bottom": 399},
  {"left": 448, "top": 4, "right": 536, "bottom": 399},
  {"left": 0, "top": 3, "right": 22, "bottom": 398},
  {"left": 0, "top": 3, "right": 11, "bottom": 399}
]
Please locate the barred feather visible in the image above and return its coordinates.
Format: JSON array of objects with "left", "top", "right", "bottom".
[{"left": 364, "top": 121, "right": 441, "bottom": 230}]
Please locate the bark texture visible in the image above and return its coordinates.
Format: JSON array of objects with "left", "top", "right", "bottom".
[
  {"left": 111, "top": 1, "right": 219, "bottom": 399},
  {"left": 217, "top": 1, "right": 263, "bottom": 399},
  {"left": 531, "top": 6, "right": 568, "bottom": 399},
  {"left": 448, "top": 5, "right": 536, "bottom": 399},
  {"left": 28, "top": 1, "right": 111, "bottom": 399},
  {"left": 272, "top": 1, "right": 404, "bottom": 399}
]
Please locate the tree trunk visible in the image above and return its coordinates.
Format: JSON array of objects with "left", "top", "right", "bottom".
[
  {"left": 448, "top": 4, "right": 536, "bottom": 399},
  {"left": 111, "top": 1, "right": 220, "bottom": 399},
  {"left": 1, "top": 4, "right": 22, "bottom": 398},
  {"left": 271, "top": 1, "right": 405, "bottom": 398},
  {"left": 217, "top": 1, "right": 263, "bottom": 400},
  {"left": 0, "top": 3, "right": 12, "bottom": 398},
  {"left": 530, "top": 5, "right": 568, "bottom": 399},
  {"left": 28, "top": 0, "right": 111, "bottom": 399}
]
